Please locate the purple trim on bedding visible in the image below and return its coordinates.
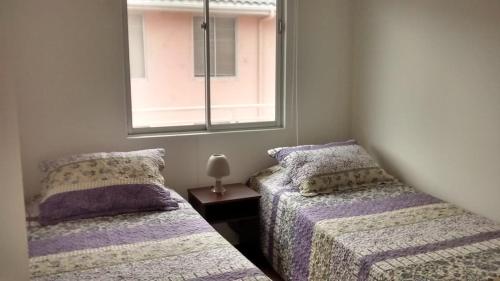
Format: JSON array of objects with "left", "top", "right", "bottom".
[
  {"left": 29, "top": 217, "right": 211, "bottom": 257},
  {"left": 275, "top": 139, "right": 357, "bottom": 162},
  {"left": 357, "top": 230, "right": 500, "bottom": 281},
  {"left": 39, "top": 184, "right": 179, "bottom": 226},
  {"left": 267, "top": 188, "right": 296, "bottom": 265},
  {"left": 189, "top": 268, "right": 263, "bottom": 281},
  {"left": 291, "top": 193, "right": 441, "bottom": 281},
  {"left": 299, "top": 193, "right": 440, "bottom": 223}
]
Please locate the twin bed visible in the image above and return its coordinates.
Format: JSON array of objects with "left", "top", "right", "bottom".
[
  {"left": 27, "top": 145, "right": 500, "bottom": 280},
  {"left": 27, "top": 148, "right": 270, "bottom": 281},
  {"left": 28, "top": 190, "right": 270, "bottom": 281},
  {"left": 249, "top": 166, "right": 500, "bottom": 281}
]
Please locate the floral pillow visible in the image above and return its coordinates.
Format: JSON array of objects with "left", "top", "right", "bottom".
[
  {"left": 268, "top": 139, "right": 357, "bottom": 163},
  {"left": 278, "top": 143, "right": 395, "bottom": 196},
  {"left": 37, "top": 148, "right": 179, "bottom": 225}
]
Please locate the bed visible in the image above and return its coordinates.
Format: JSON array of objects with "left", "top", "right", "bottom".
[
  {"left": 249, "top": 165, "right": 500, "bottom": 281},
  {"left": 27, "top": 190, "right": 270, "bottom": 281}
]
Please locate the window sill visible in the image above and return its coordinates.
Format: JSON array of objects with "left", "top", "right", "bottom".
[{"left": 126, "top": 125, "right": 286, "bottom": 139}]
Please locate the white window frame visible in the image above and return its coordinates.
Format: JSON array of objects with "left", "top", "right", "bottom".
[{"left": 123, "top": 0, "right": 285, "bottom": 135}]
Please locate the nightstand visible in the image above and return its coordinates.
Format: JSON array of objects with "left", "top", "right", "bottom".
[{"left": 188, "top": 183, "right": 261, "bottom": 246}]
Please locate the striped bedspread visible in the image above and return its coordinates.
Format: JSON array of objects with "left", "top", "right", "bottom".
[
  {"left": 249, "top": 166, "right": 500, "bottom": 281},
  {"left": 27, "top": 191, "right": 269, "bottom": 281}
]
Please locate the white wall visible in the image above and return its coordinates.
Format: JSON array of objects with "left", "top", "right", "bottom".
[
  {"left": 0, "top": 1, "right": 30, "bottom": 274},
  {"left": 352, "top": 0, "right": 500, "bottom": 221},
  {"left": 0, "top": 95, "right": 29, "bottom": 281},
  {"left": 297, "top": 0, "right": 352, "bottom": 144},
  {"left": 12, "top": 0, "right": 352, "bottom": 199}
]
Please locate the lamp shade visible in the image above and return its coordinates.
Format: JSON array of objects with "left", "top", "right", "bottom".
[{"left": 206, "top": 154, "right": 230, "bottom": 178}]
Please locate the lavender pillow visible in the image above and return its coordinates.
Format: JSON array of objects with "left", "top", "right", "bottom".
[{"left": 38, "top": 148, "right": 179, "bottom": 225}]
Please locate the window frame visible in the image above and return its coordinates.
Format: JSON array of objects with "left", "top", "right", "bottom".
[{"left": 123, "top": 0, "right": 285, "bottom": 135}]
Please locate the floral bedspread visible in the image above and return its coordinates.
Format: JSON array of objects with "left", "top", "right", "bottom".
[
  {"left": 27, "top": 192, "right": 269, "bottom": 281},
  {"left": 249, "top": 166, "right": 500, "bottom": 281}
]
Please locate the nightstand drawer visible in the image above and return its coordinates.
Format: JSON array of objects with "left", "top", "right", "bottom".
[{"left": 202, "top": 199, "right": 259, "bottom": 223}]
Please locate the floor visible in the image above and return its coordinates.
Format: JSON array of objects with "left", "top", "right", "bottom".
[{"left": 236, "top": 244, "right": 284, "bottom": 281}]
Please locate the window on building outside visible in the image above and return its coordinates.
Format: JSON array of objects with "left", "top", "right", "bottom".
[
  {"left": 194, "top": 17, "right": 236, "bottom": 77},
  {"left": 126, "top": 0, "right": 283, "bottom": 133},
  {"left": 127, "top": 14, "right": 145, "bottom": 78}
]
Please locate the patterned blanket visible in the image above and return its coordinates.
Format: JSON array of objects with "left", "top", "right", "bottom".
[
  {"left": 249, "top": 166, "right": 500, "bottom": 281},
  {"left": 27, "top": 192, "right": 269, "bottom": 281}
]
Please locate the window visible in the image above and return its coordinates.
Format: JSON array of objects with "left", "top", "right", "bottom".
[
  {"left": 194, "top": 17, "right": 236, "bottom": 77},
  {"left": 125, "top": 0, "right": 283, "bottom": 133},
  {"left": 127, "top": 14, "right": 145, "bottom": 78}
]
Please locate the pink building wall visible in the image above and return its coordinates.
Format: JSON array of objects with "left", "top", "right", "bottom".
[{"left": 130, "top": 10, "right": 276, "bottom": 128}]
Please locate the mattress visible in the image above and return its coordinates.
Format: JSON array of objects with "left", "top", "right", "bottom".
[
  {"left": 249, "top": 165, "right": 500, "bottom": 281},
  {"left": 27, "top": 191, "right": 270, "bottom": 281}
]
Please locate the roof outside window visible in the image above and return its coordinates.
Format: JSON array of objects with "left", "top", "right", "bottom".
[{"left": 128, "top": 0, "right": 277, "bottom": 15}]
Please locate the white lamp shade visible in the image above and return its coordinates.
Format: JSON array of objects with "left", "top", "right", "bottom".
[{"left": 206, "top": 154, "right": 230, "bottom": 178}]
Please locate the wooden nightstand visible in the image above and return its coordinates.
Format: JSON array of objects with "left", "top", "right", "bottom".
[{"left": 188, "top": 183, "right": 261, "bottom": 245}]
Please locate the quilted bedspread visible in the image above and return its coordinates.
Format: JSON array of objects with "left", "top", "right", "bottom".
[
  {"left": 249, "top": 166, "right": 500, "bottom": 281},
  {"left": 27, "top": 192, "right": 269, "bottom": 281}
]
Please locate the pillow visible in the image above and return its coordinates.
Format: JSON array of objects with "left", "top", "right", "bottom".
[
  {"left": 268, "top": 139, "right": 357, "bottom": 162},
  {"left": 38, "top": 148, "right": 179, "bottom": 225},
  {"left": 281, "top": 144, "right": 395, "bottom": 196}
]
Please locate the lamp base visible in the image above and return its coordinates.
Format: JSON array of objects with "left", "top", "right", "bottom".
[{"left": 211, "top": 179, "right": 226, "bottom": 194}]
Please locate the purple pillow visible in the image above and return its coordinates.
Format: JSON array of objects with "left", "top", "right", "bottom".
[
  {"left": 37, "top": 148, "right": 179, "bottom": 225},
  {"left": 39, "top": 184, "right": 179, "bottom": 225}
]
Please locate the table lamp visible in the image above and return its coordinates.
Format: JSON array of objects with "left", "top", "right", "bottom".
[{"left": 206, "top": 154, "right": 230, "bottom": 194}]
